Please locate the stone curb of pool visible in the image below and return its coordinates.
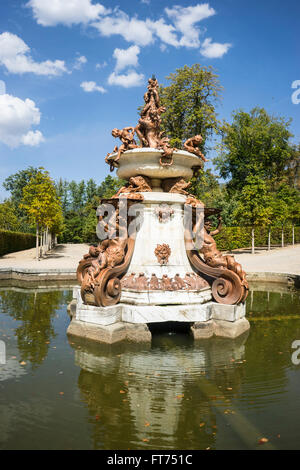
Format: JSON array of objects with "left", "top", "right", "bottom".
[{"left": 0, "top": 267, "right": 299, "bottom": 286}]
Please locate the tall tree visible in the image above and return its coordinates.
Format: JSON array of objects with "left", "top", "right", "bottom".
[
  {"left": 215, "top": 107, "right": 294, "bottom": 193},
  {"left": 159, "top": 64, "right": 222, "bottom": 151},
  {"left": 0, "top": 200, "right": 21, "bottom": 232},
  {"left": 233, "top": 175, "right": 273, "bottom": 253},
  {"left": 3, "top": 167, "right": 40, "bottom": 209},
  {"left": 98, "top": 175, "right": 126, "bottom": 198},
  {"left": 21, "top": 169, "right": 63, "bottom": 260},
  {"left": 270, "top": 181, "right": 300, "bottom": 246},
  {"left": 3, "top": 167, "right": 40, "bottom": 231}
]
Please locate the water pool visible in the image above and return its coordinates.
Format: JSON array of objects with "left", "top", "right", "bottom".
[{"left": 0, "top": 285, "right": 299, "bottom": 450}]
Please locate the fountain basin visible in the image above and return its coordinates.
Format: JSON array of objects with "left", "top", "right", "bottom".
[{"left": 108, "top": 148, "right": 203, "bottom": 183}]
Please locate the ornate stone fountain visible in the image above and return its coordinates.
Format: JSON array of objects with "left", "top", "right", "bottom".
[{"left": 67, "top": 76, "right": 249, "bottom": 344}]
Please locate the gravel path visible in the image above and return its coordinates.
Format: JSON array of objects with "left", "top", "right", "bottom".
[
  {"left": 0, "top": 244, "right": 89, "bottom": 270},
  {"left": 233, "top": 244, "right": 300, "bottom": 275},
  {"left": 0, "top": 243, "right": 299, "bottom": 275}
]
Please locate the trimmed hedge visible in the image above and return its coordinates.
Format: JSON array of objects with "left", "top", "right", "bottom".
[
  {"left": 215, "top": 226, "right": 300, "bottom": 251},
  {"left": 0, "top": 229, "right": 36, "bottom": 257}
]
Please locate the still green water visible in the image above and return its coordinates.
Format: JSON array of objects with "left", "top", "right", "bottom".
[{"left": 0, "top": 285, "right": 299, "bottom": 450}]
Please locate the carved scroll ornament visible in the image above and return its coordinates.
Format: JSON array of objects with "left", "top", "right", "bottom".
[
  {"left": 185, "top": 213, "right": 248, "bottom": 305},
  {"left": 77, "top": 200, "right": 137, "bottom": 307}
]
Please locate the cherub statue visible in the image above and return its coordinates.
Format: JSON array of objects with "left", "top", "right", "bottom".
[
  {"left": 149, "top": 273, "right": 160, "bottom": 290},
  {"left": 82, "top": 236, "right": 127, "bottom": 291},
  {"left": 184, "top": 135, "right": 208, "bottom": 163},
  {"left": 173, "top": 274, "right": 186, "bottom": 290},
  {"left": 162, "top": 177, "right": 192, "bottom": 195},
  {"left": 200, "top": 216, "right": 247, "bottom": 285},
  {"left": 105, "top": 127, "right": 138, "bottom": 169},
  {"left": 112, "top": 175, "right": 152, "bottom": 198},
  {"left": 135, "top": 105, "right": 166, "bottom": 148}
]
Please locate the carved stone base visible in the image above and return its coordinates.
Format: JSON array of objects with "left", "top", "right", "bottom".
[
  {"left": 67, "top": 320, "right": 151, "bottom": 344},
  {"left": 212, "top": 318, "right": 250, "bottom": 339},
  {"left": 69, "top": 288, "right": 248, "bottom": 343},
  {"left": 191, "top": 318, "right": 250, "bottom": 340}
]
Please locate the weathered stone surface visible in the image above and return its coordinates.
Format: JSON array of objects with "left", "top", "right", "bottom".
[
  {"left": 211, "top": 303, "right": 245, "bottom": 322},
  {"left": 121, "top": 303, "right": 211, "bottom": 323},
  {"left": 0, "top": 267, "right": 76, "bottom": 281},
  {"left": 67, "top": 319, "right": 151, "bottom": 344},
  {"left": 67, "top": 320, "right": 128, "bottom": 344},
  {"left": 191, "top": 320, "right": 214, "bottom": 339},
  {"left": 213, "top": 318, "right": 250, "bottom": 339},
  {"left": 76, "top": 303, "right": 122, "bottom": 326},
  {"left": 125, "top": 323, "right": 152, "bottom": 343}
]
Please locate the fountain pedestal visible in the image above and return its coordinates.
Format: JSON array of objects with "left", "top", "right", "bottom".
[
  {"left": 68, "top": 185, "right": 249, "bottom": 344},
  {"left": 67, "top": 76, "right": 249, "bottom": 344}
]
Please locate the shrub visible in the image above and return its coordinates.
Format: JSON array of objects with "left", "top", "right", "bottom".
[
  {"left": 215, "top": 226, "right": 300, "bottom": 251},
  {"left": 0, "top": 229, "right": 36, "bottom": 257}
]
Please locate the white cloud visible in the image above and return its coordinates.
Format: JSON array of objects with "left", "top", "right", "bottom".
[
  {"left": 200, "top": 37, "right": 231, "bottom": 58},
  {"left": 21, "top": 130, "right": 44, "bottom": 146},
  {"left": 148, "top": 19, "right": 179, "bottom": 47},
  {"left": 27, "top": 0, "right": 110, "bottom": 26},
  {"left": 92, "top": 11, "right": 154, "bottom": 46},
  {"left": 0, "top": 80, "right": 6, "bottom": 94},
  {"left": 80, "top": 81, "right": 106, "bottom": 93},
  {"left": 108, "top": 71, "right": 145, "bottom": 88},
  {"left": 113, "top": 46, "right": 140, "bottom": 72},
  {"left": 27, "top": 2, "right": 232, "bottom": 59},
  {"left": 0, "top": 93, "right": 44, "bottom": 148},
  {"left": 95, "top": 61, "right": 107, "bottom": 69},
  {"left": 74, "top": 55, "right": 87, "bottom": 69},
  {"left": 0, "top": 32, "right": 68, "bottom": 75},
  {"left": 165, "top": 4, "right": 215, "bottom": 47}
]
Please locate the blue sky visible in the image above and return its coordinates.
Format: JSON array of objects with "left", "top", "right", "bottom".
[{"left": 0, "top": 0, "right": 299, "bottom": 199}]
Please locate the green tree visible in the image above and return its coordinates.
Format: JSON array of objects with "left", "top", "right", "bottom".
[
  {"left": 215, "top": 107, "right": 294, "bottom": 193},
  {"left": 0, "top": 200, "right": 21, "bottom": 231},
  {"left": 3, "top": 167, "right": 40, "bottom": 216},
  {"left": 159, "top": 64, "right": 222, "bottom": 151},
  {"left": 2, "top": 166, "right": 41, "bottom": 232},
  {"left": 68, "top": 180, "right": 86, "bottom": 211},
  {"left": 98, "top": 175, "right": 126, "bottom": 198},
  {"left": 21, "top": 169, "right": 63, "bottom": 260},
  {"left": 86, "top": 178, "right": 98, "bottom": 203},
  {"left": 233, "top": 175, "right": 273, "bottom": 253},
  {"left": 270, "top": 181, "right": 300, "bottom": 246},
  {"left": 286, "top": 143, "right": 300, "bottom": 190}
]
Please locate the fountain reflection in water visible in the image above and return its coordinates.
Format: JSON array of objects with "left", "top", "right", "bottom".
[{"left": 0, "top": 286, "right": 300, "bottom": 450}]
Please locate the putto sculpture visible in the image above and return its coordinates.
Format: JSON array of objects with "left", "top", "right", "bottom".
[
  {"left": 106, "top": 76, "right": 180, "bottom": 169},
  {"left": 183, "top": 135, "right": 208, "bottom": 162},
  {"left": 70, "top": 75, "right": 249, "bottom": 345}
]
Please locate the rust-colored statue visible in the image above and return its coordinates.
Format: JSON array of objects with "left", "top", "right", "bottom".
[
  {"left": 83, "top": 238, "right": 127, "bottom": 290},
  {"left": 106, "top": 126, "right": 139, "bottom": 170},
  {"left": 149, "top": 273, "right": 160, "bottom": 290},
  {"left": 136, "top": 273, "right": 148, "bottom": 290},
  {"left": 200, "top": 216, "right": 248, "bottom": 286},
  {"left": 184, "top": 135, "right": 208, "bottom": 163},
  {"left": 134, "top": 76, "right": 176, "bottom": 166},
  {"left": 173, "top": 274, "right": 186, "bottom": 290},
  {"left": 162, "top": 177, "right": 192, "bottom": 195},
  {"left": 112, "top": 175, "right": 152, "bottom": 198},
  {"left": 184, "top": 273, "right": 197, "bottom": 290},
  {"left": 154, "top": 243, "right": 171, "bottom": 265},
  {"left": 161, "top": 274, "right": 174, "bottom": 291},
  {"left": 185, "top": 196, "right": 204, "bottom": 208}
]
